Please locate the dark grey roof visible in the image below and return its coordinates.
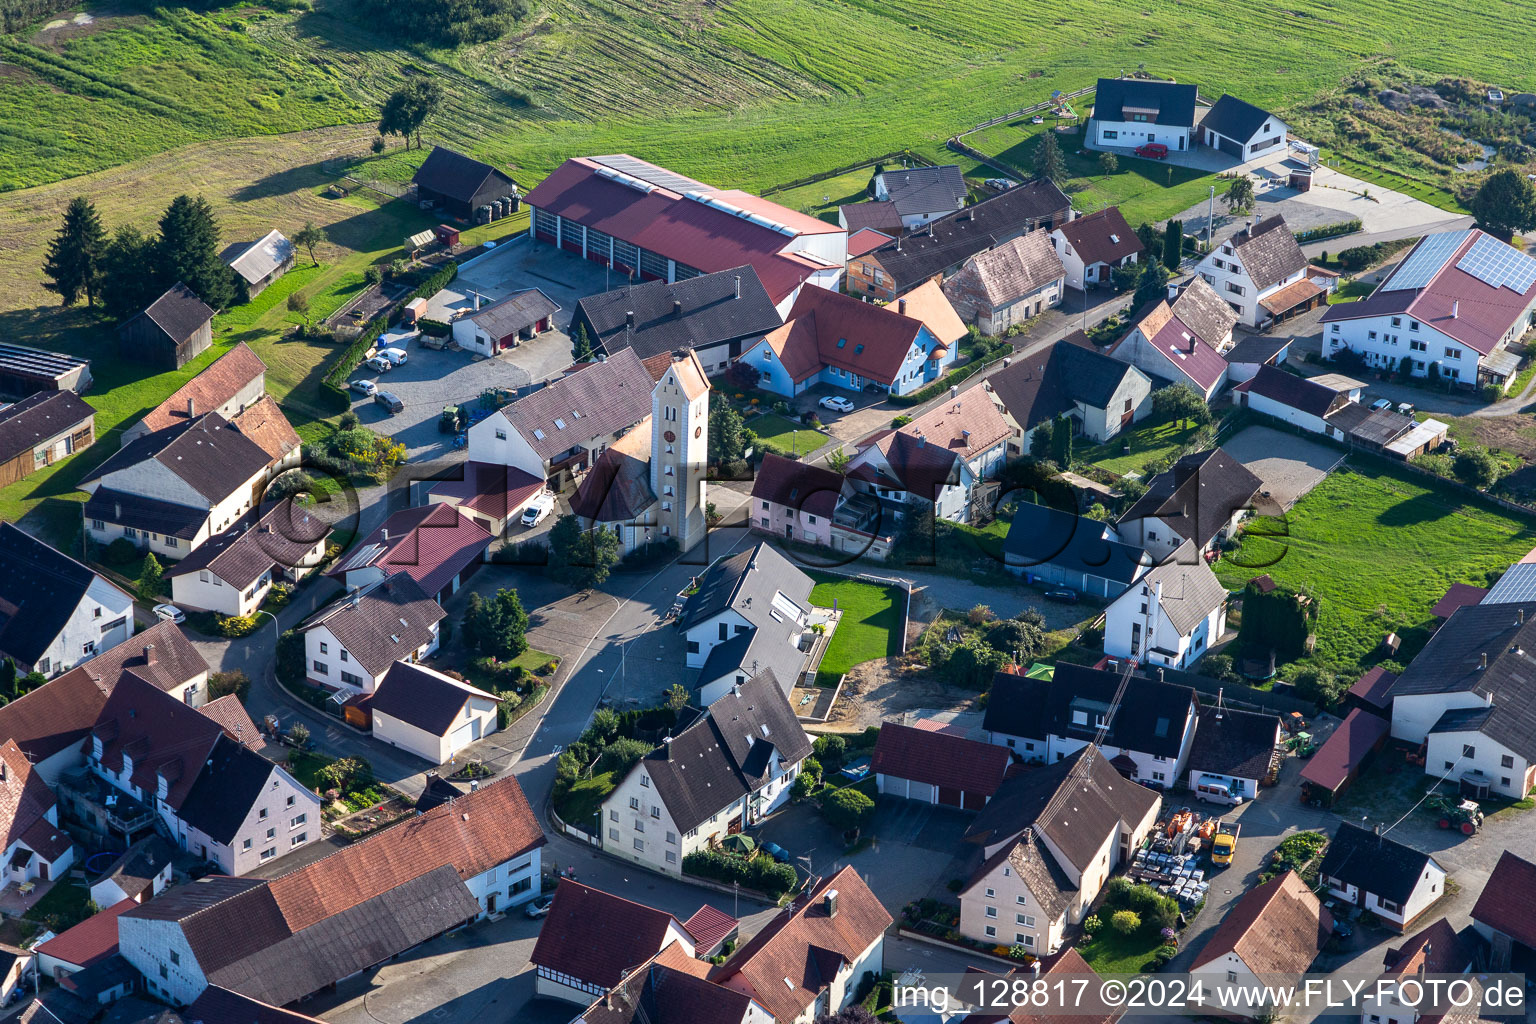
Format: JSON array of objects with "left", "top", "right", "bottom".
[
  {"left": 984, "top": 663, "right": 1196, "bottom": 758},
  {"left": 163, "top": 498, "right": 327, "bottom": 590},
  {"left": 138, "top": 283, "right": 215, "bottom": 342},
  {"left": 879, "top": 165, "right": 967, "bottom": 218},
  {"left": 1318, "top": 822, "right": 1439, "bottom": 905},
  {"left": 870, "top": 179, "right": 1071, "bottom": 290},
  {"left": 1093, "top": 78, "right": 1198, "bottom": 128},
  {"left": 84, "top": 488, "right": 209, "bottom": 540},
  {"left": 95, "top": 836, "right": 174, "bottom": 901},
  {"left": 412, "top": 146, "right": 517, "bottom": 205},
  {"left": 1387, "top": 603, "right": 1536, "bottom": 761},
  {"left": 698, "top": 631, "right": 754, "bottom": 683},
  {"left": 175, "top": 735, "right": 276, "bottom": 845},
  {"left": 498, "top": 347, "right": 653, "bottom": 460},
  {"left": 1001, "top": 500, "right": 1147, "bottom": 586},
  {"left": 0, "top": 523, "right": 115, "bottom": 666},
  {"left": 1231, "top": 216, "right": 1308, "bottom": 292},
  {"left": 987, "top": 339, "right": 1147, "bottom": 432},
  {"left": 839, "top": 201, "right": 903, "bottom": 237},
  {"left": 299, "top": 575, "right": 445, "bottom": 679},
  {"left": 1236, "top": 365, "right": 1347, "bottom": 418},
  {"left": 187, "top": 986, "right": 330, "bottom": 1024},
  {"left": 1200, "top": 94, "right": 1278, "bottom": 144},
  {"left": 1120, "top": 447, "right": 1263, "bottom": 550},
  {"left": 965, "top": 745, "right": 1160, "bottom": 867},
  {"left": 1429, "top": 706, "right": 1496, "bottom": 735},
  {"left": 468, "top": 289, "right": 560, "bottom": 339},
  {"left": 0, "top": 392, "right": 92, "bottom": 463},
  {"left": 84, "top": 413, "right": 273, "bottom": 504},
  {"left": 679, "top": 541, "right": 814, "bottom": 630},
  {"left": 1130, "top": 541, "right": 1231, "bottom": 635},
  {"left": 636, "top": 670, "right": 810, "bottom": 833},
  {"left": 964, "top": 828, "right": 1076, "bottom": 921},
  {"left": 371, "top": 662, "right": 495, "bottom": 737},
  {"left": 576, "top": 266, "right": 782, "bottom": 363},
  {"left": 205, "top": 864, "right": 481, "bottom": 1007},
  {"left": 1187, "top": 705, "right": 1280, "bottom": 780},
  {"left": 1224, "top": 335, "right": 1291, "bottom": 366}
]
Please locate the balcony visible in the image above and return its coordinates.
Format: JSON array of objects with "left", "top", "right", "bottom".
[{"left": 60, "top": 766, "right": 157, "bottom": 836}]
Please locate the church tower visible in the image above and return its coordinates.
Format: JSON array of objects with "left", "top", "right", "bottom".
[{"left": 650, "top": 350, "right": 710, "bottom": 552}]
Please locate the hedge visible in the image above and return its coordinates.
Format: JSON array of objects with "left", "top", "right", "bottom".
[
  {"left": 397, "top": 262, "right": 460, "bottom": 320},
  {"left": 682, "top": 849, "right": 798, "bottom": 897},
  {"left": 322, "top": 316, "right": 389, "bottom": 395},
  {"left": 1293, "top": 219, "right": 1362, "bottom": 245}
]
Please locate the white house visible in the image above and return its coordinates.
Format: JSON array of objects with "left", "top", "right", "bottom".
[
  {"left": 1103, "top": 542, "right": 1229, "bottom": 671},
  {"left": 871, "top": 723, "right": 1011, "bottom": 810},
  {"left": 1184, "top": 704, "right": 1282, "bottom": 806},
  {"left": 1089, "top": 77, "right": 1198, "bottom": 153},
  {"left": 0, "top": 523, "right": 135, "bottom": 679},
  {"left": 598, "top": 672, "right": 809, "bottom": 876},
  {"left": 845, "top": 393, "right": 1008, "bottom": 524},
  {"left": 369, "top": 661, "right": 499, "bottom": 764},
  {"left": 677, "top": 542, "right": 817, "bottom": 703},
  {"left": 1198, "top": 95, "right": 1288, "bottom": 161},
  {"left": 1320, "top": 228, "right": 1536, "bottom": 391},
  {"left": 1386, "top": 602, "right": 1536, "bottom": 800},
  {"left": 984, "top": 337, "right": 1153, "bottom": 452},
  {"left": 1049, "top": 206, "right": 1143, "bottom": 291},
  {"left": 299, "top": 575, "right": 445, "bottom": 695},
  {"left": 1231, "top": 365, "right": 1365, "bottom": 440},
  {"left": 1318, "top": 823, "right": 1447, "bottom": 932},
  {"left": 1190, "top": 871, "right": 1332, "bottom": 1019},
  {"left": 89, "top": 836, "right": 174, "bottom": 907},
  {"left": 960, "top": 746, "right": 1161, "bottom": 949},
  {"left": 983, "top": 664, "right": 1199, "bottom": 787},
  {"left": 122, "top": 342, "right": 267, "bottom": 445},
  {"left": 1191, "top": 215, "right": 1318, "bottom": 328},
  {"left": 1111, "top": 299, "right": 1232, "bottom": 401},
  {"left": 164, "top": 498, "right": 327, "bottom": 618},
  {"left": 1362, "top": 918, "right": 1475, "bottom": 1024},
  {"left": 0, "top": 739, "right": 76, "bottom": 886},
  {"left": 873, "top": 165, "right": 967, "bottom": 230},
  {"left": 1118, "top": 448, "right": 1262, "bottom": 562},
  {"left": 942, "top": 232, "right": 1066, "bottom": 335},
  {"left": 529, "top": 880, "right": 696, "bottom": 1005}
]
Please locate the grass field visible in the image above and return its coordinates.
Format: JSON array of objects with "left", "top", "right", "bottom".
[
  {"left": 1077, "top": 925, "right": 1163, "bottom": 976},
  {"left": 1214, "top": 459, "right": 1536, "bottom": 678},
  {"left": 807, "top": 572, "right": 905, "bottom": 686},
  {"left": 750, "top": 413, "right": 829, "bottom": 457},
  {"left": 1320, "top": 151, "right": 1468, "bottom": 214},
  {"left": 768, "top": 167, "right": 879, "bottom": 223},
  {"left": 1077, "top": 417, "right": 1202, "bottom": 477}
]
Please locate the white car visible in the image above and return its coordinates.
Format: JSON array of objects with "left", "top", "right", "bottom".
[
  {"left": 366, "top": 355, "right": 393, "bottom": 373},
  {"left": 819, "top": 395, "right": 855, "bottom": 413},
  {"left": 1370, "top": 398, "right": 1393, "bottom": 411},
  {"left": 381, "top": 347, "right": 409, "bottom": 366},
  {"left": 520, "top": 491, "right": 556, "bottom": 528},
  {"left": 153, "top": 604, "right": 186, "bottom": 624},
  {"left": 349, "top": 379, "right": 377, "bottom": 397}
]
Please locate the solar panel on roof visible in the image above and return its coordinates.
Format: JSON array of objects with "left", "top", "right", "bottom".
[
  {"left": 1385, "top": 230, "right": 1472, "bottom": 292},
  {"left": 1484, "top": 563, "right": 1536, "bottom": 605},
  {"left": 590, "top": 155, "right": 710, "bottom": 194},
  {"left": 1457, "top": 235, "right": 1536, "bottom": 294}
]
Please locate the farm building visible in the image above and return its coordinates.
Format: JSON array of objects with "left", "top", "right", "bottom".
[
  {"left": 119, "top": 283, "right": 215, "bottom": 371},
  {"left": 1300, "top": 708, "right": 1390, "bottom": 806},
  {"left": 0, "top": 343, "right": 91, "bottom": 399},
  {"left": 412, "top": 146, "right": 520, "bottom": 220},
  {"left": 221, "top": 230, "right": 296, "bottom": 298},
  {"left": 523, "top": 154, "right": 846, "bottom": 314},
  {"left": 0, "top": 391, "right": 94, "bottom": 488},
  {"left": 451, "top": 289, "right": 561, "bottom": 358}
]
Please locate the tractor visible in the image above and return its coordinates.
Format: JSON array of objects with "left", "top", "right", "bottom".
[
  {"left": 1427, "top": 794, "right": 1484, "bottom": 835},
  {"left": 439, "top": 404, "right": 467, "bottom": 434}
]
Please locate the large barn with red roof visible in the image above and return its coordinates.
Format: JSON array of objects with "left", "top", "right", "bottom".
[{"left": 522, "top": 154, "right": 847, "bottom": 314}]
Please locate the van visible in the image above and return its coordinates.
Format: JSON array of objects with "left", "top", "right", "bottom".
[
  {"left": 374, "top": 391, "right": 404, "bottom": 414},
  {"left": 520, "top": 491, "right": 556, "bottom": 527}
]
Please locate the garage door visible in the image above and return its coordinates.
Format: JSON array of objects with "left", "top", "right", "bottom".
[
  {"left": 937, "top": 786, "right": 963, "bottom": 807},
  {"left": 450, "top": 722, "right": 475, "bottom": 752},
  {"left": 908, "top": 781, "right": 936, "bottom": 803}
]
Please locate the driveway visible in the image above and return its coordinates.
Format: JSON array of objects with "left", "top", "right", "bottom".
[{"left": 1220, "top": 425, "right": 1345, "bottom": 510}]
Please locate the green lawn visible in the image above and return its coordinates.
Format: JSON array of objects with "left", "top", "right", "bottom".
[
  {"left": 1077, "top": 926, "right": 1163, "bottom": 976},
  {"left": 24, "top": 881, "right": 93, "bottom": 930},
  {"left": 750, "top": 413, "right": 829, "bottom": 457},
  {"left": 1215, "top": 459, "right": 1536, "bottom": 677},
  {"left": 767, "top": 167, "right": 879, "bottom": 223},
  {"left": 286, "top": 750, "right": 335, "bottom": 792},
  {"left": 1077, "top": 418, "right": 1202, "bottom": 477},
  {"left": 1327, "top": 279, "right": 1376, "bottom": 304},
  {"left": 807, "top": 573, "right": 906, "bottom": 686},
  {"left": 555, "top": 771, "right": 616, "bottom": 830}
]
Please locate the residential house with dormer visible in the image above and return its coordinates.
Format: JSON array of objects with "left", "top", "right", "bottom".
[
  {"left": 298, "top": 575, "right": 445, "bottom": 695},
  {"left": 0, "top": 523, "right": 135, "bottom": 679},
  {"left": 845, "top": 393, "right": 1009, "bottom": 524},
  {"left": 1191, "top": 215, "right": 1317, "bottom": 328}
]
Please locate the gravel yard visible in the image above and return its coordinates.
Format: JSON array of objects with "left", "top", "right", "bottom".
[{"left": 1221, "top": 424, "right": 1345, "bottom": 510}]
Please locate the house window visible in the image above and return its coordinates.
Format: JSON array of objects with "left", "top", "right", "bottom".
[
  {"left": 1016, "top": 895, "right": 1027, "bottom": 905},
  {"left": 1411, "top": 339, "right": 1427, "bottom": 352},
  {"left": 291, "top": 813, "right": 307, "bottom": 827},
  {"left": 170, "top": 951, "right": 180, "bottom": 966},
  {"left": 243, "top": 838, "right": 252, "bottom": 850},
  {"left": 1228, "top": 972, "right": 1238, "bottom": 984},
  {"left": 259, "top": 808, "right": 268, "bottom": 820},
  {"left": 629, "top": 796, "right": 640, "bottom": 810},
  {"left": 341, "top": 670, "right": 363, "bottom": 686},
  {"left": 687, "top": 640, "right": 700, "bottom": 654},
  {"left": 609, "top": 809, "right": 618, "bottom": 821},
  {"left": 92, "top": 519, "right": 105, "bottom": 530},
  {"left": 667, "top": 831, "right": 677, "bottom": 844},
  {"left": 261, "top": 847, "right": 276, "bottom": 861},
  {"left": 1379, "top": 898, "right": 1401, "bottom": 914},
  {"left": 312, "top": 660, "right": 327, "bottom": 674},
  {"left": 985, "top": 906, "right": 997, "bottom": 918},
  {"left": 1444, "top": 761, "right": 1455, "bottom": 771},
  {"left": 159, "top": 965, "right": 168, "bottom": 980},
  {"left": 339, "top": 650, "right": 348, "bottom": 662},
  {"left": 319, "top": 642, "right": 329, "bottom": 655},
  {"left": 495, "top": 430, "right": 506, "bottom": 440},
  {"left": 1104, "top": 130, "right": 1119, "bottom": 140},
  {"left": 609, "top": 828, "right": 620, "bottom": 841},
  {"left": 985, "top": 888, "right": 995, "bottom": 898},
  {"left": 640, "top": 775, "right": 650, "bottom": 788},
  {"left": 985, "top": 926, "right": 996, "bottom": 938},
  {"left": 286, "top": 795, "right": 295, "bottom": 807},
  {"left": 265, "top": 827, "right": 275, "bottom": 840},
  {"left": 651, "top": 805, "right": 660, "bottom": 818},
  {"left": 666, "top": 851, "right": 677, "bottom": 864},
  {"left": 1463, "top": 744, "right": 1476, "bottom": 758},
  {"left": 1392, "top": 317, "right": 1402, "bottom": 327},
  {"left": 291, "top": 832, "right": 307, "bottom": 846},
  {"left": 1446, "top": 347, "right": 1462, "bottom": 359},
  {"left": 635, "top": 820, "right": 644, "bottom": 834},
  {"left": 634, "top": 838, "right": 645, "bottom": 851},
  {"left": 1226, "top": 282, "right": 1244, "bottom": 296}
]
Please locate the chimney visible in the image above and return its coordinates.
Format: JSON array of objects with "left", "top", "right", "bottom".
[
  {"left": 625, "top": 310, "right": 636, "bottom": 329},
  {"left": 114, "top": 501, "right": 122, "bottom": 520},
  {"left": 1375, "top": 821, "right": 1383, "bottom": 836},
  {"left": 382, "top": 528, "right": 389, "bottom": 541},
  {"left": 142, "top": 644, "right": 155, "bottom": 666},
  {"left": 824, "top": 889, "right": 840, "bottom": 918},
  {"left": 470, "top": 778, "right": 479, "bottom": 792},
  {"left": 949, "top": 385, "right": 958, "bottom": 399},
  {"left": 673, "top": 299, "right": 683, "bottom": 316},
  {"left": 898, "top": 298, "right": 907, "bottom": 316},
  {"left": 917, "top": 435, "right": 926, "bottom": 448},
  {"left": 187, "top": 398, "right": 195, "bottom": 419},
  {"left": 1481, "top": 652, "right": 1488, "bottom": 670},
  {"left": 1452, "top": 300, "right": 1459, "bottom": 319},
  {"left": 734, "top": 275, "right": 741, "bottom": 299}
]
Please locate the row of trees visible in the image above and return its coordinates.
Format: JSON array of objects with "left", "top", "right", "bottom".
[
  {"left": 365, "top": 0, "right": 527, "bottom": 46},
  {"left": 42, "top": 194, "right": 324, "bottom": 321}
]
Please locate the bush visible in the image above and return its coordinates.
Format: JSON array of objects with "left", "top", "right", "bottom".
[
  {"left": 822, "top": 787, "right": 875, "bottom": 832},
  {"left": 682, "top": 850, "right": 797, "bottom": 897},
  {"left": 596, "top": 737, "right": 651, "bottom": 776},
  {"left": 813, "top": 734, "right": 847, "bottom": 771},
  {"left": 1294, "top": 667, "right": 1346, "bottom": 707},
  {"left": 104, "top": 537, "right": 139, "bottom": 564},
  {"left": 218, "top": 614, "right": 261, "bottom": 638},
  {"left": 1110, "top": 910, "right": 1142, "bottom": 935},
  {"left": 966, "top": 604, "right": 994, "bottom": 625},
  {"left": 792, "top": 772, "right": 818, "bottom": 799},
  {"left": 1083, "top": 914, "right": 1101, "bottom": 934},
  {"left": 209, "top": 670, "right": 251, "bottom": 703}
]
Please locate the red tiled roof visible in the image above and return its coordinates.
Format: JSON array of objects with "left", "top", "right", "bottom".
[
  {"left": 0, "top": 668, "right": 114, "bottom": 764},
  {"left": 1300, "top": 708, "right": 1390, "bottom": 793},
  {"left": 35, "top": 898, "right": 137, "bottom": 969},
  {"left": 775, "top": 286, "right": 928, "bottom": 384},
  {"left": 682, "top": 905, "right": 738, "bottom": 954},
  {"left": 872, "top": 722, "right": 1010, "bottom": 795},
  {"left": 199, "top": 695, "right": 263, "bottom": 749},
  {"left": 1192, "top": 870, "right": 1332, "bottom": 973},
  {"left": 847, "top": 228, "right": 895, "bottom": 259},
  {"left": 1347, "top": 666, "right": 1398, "bottom": 711},
  {"left": 1471, "top": 851, "right": 1536, "bottom": 947},
  {"left": 1053, "top": 206, "right": 1143, "bottom": 268},
  {"left": 529, "top": 880, "right": 686, "bottom": 988},
  {"left": 711, "top": 867, "right": 891, "bottom": 1023},
  {"left": 749, "top": 453, "right": 842, "bottom": 519},
  {"left": 1257, "top": 277, "right": 1325, "bottom": 316},
  {"left": 0, "top": 739, "right": 57, "bottom": 854},
  {"left": 1432, "top": 583, "right": 1488, "bottom": 619},
  {"left": 967, "top": 948, "right": 1122, "bottom": 1024},
  {"left": 229, "top": 395, "right": 300, "bottom": 463},
  {"left": 1382, "top": 918, "right": 1470, "bottom": 976},
  {"left": 330, "top": 504, "right": 492, "bottom": 598},
  {"left": 137, "top": 344, "right": 266, "bottom": 435},
  {"left": 898, "top": 278, "right": 968, "bottom": 346},
  {"left": 428, "top": 462, "right": 545, "bottom": 524}
]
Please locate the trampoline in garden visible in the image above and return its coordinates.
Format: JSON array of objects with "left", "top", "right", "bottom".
[{"left": 85, "top": 851, "right": 124, "bottom": 874}]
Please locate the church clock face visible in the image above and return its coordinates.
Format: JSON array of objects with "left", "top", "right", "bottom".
[{"left": 664, "top": 430, "right": 676, "bottom": 443}]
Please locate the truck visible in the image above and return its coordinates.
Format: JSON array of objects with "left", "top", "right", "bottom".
[{"left": 1210, "top": 822, "right": 1240, "bottom": 867}]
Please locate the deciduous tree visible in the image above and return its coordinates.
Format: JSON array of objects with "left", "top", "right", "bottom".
[
  {"left": 1222, "top": 175, "right": 1255, "bottom": 213},
  {"left": 1151, "top": 381, "right": 1211, "bottom": 429},
  {"left": 42, "top": 197, "right": 107, "bottom": 307},
  {"left": 293, "top": 221, "right": 325, "bottom": 266},
  {"left": 1471, "top": 168, "right": 1536, "bottom": 238},
  {"left": 1133, "top": 259, "right": 1170, "bottom": 309},
  {"left": 547, "top": 515, "right": 620, "bottom": 590},
  {"left": 378, "top": 79, "right": 444, "bottom": 150}
]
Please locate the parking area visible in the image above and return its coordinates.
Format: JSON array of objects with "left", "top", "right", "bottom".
[{"left": 1221, "top": 424, "right": 1344, "bottom": 510}]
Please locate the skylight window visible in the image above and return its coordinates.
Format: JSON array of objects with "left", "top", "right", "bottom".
[
  {"left": 855, "top": 343, "right": 865, "bottom": 354},
  {"left": 1110, "top": 233, "right": 1120, "bottom": 244},
  {"left": 554, "top": 418, "right": 566, "bottom": 430},
  {"left": 533, "top": 428, "right": 545, "bottom": 440},
  {"left": 572, "top": 410, "right": 581, "bottom": 419},
  {"left": 837, "top": 339, "right": 847, "bottom": 348}
]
